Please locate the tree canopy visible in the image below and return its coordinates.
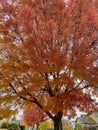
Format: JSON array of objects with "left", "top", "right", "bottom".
[{"left": 0, "top": 0, "right": 98, "bottom": 129}]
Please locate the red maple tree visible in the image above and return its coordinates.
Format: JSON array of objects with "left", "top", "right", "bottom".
[
  {"left": 0, "top": 0, "right": 98, "bottom": 130},
  {"left": 22, "top": 106, "right": 47, "bottom": 129}
]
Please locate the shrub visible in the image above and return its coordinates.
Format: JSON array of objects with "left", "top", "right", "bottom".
[
  {"left": 1, "top": 122, "right": 19, "bottom": 130},
  {"left": 8, "top": 123, "right": 18, "bottom": 130},
  {"left": 74, "top": 123, "right": 83, "bottom": 130},
  {"left": 1, "top": 122, "right": 9, "bottom": 128}
]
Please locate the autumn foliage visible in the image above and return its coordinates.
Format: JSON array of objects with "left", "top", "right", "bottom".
[
  {"left": 0, "top": 0, "right": 98, "bottom": 130},
  {"left": 22, "top": 106, "right": 47, "bottom": 126}
]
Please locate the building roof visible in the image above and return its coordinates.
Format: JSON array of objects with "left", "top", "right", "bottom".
[
  {"left": 76, "top": 115, "right": 96, "bottom": 124},
  {"left": 76, "top": 112, "right": 98, "bottom": 127}
]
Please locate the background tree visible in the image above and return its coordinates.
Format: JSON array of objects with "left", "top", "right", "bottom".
[
  {"left": 21, "top": 106, "right": 47, "bottom": 130},
  {"left": 62, "top": 120, "right": 73, "bottom": 130},
  {"left": 39, "top": 120, "right": 53, "bottom": 130},
  {"left": 0, "top": 0, "right": 98, "bottom": 130},
  {"left": 74, "top": 123, "right": 83, "bottom": 130}
]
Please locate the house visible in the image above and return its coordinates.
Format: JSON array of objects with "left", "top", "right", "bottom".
[{"left": 76, "top": 112, "right": 98, "bottom": 130}]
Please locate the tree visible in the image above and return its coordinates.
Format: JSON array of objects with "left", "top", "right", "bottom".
[
  {"left": 21, "top": 106, "right": 47, "bottom": 130},
  {"left": 62, "top": 120, "right": 73, "bottom": 130},
  {"left": 39, "top": 120, "right": 53, "bottom": 130},
  {"left": 0, "top": 0, "right": 98, "bottom": 130},
  {"left": 74, "top": 123, "right": 83, "bottom": 130}
]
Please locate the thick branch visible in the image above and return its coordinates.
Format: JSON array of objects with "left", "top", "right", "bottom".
[
  {"left": 33, "top": 97, "right": 43, "bottom": 109},
  {"left": 33, "top": 97, "right": 55, "bottom": 120},
  {"left": 45, "top": 111, "right": 55, "bottom": 120},
  {"left": 9, "top": 83, "right": 54, "bottom": 120},
  {"left": 9, "top": 83, "right": 29, "bottom": 101},
  {"left": 9, "top": 83, "right": 17, "bottom": 94}
]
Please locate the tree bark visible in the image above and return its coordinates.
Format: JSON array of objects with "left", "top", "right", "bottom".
[
  {"left": 53, "top": 111, "right": 63, "bottom": 130},
  {"left": 36, "top": 123, "right": 39, "bottom": 130}
]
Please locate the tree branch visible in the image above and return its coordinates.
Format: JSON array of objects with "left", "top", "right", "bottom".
[
  {"left": 9, "top": 83, "right": 55, "bottom": 120},
  {"left": 9, "top": 83, "right": 17, "bottom": 94},
  {"left": 33, "top": 97, "right": 55, "bottom": 120},
  {"left": 74, "top": 80, "right": 83, "bottom": 89},
  {"left": 45, "top": 110, "right": 55, "bottom": 120}
]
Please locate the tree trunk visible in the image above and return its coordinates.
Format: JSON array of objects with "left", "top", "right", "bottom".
[
  {"left": 53, "top": 111, "right": 63, "bottom": 130},
  {"left": 36, "top": 123, "right": 39, "bottom": 130}
]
